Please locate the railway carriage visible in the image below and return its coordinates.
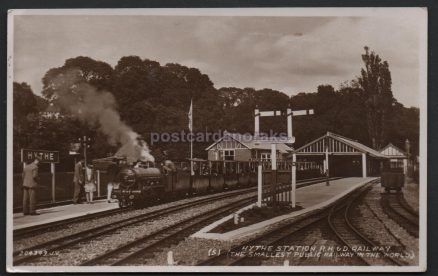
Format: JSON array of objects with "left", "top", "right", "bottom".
[
  {"left": 93, "top": 157, "right": 323, "bottom": 208},
  {"left": 381, "top": 167, "right": 405, "bottom": 192}
]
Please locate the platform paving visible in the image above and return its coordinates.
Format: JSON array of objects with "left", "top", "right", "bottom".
[
  {"left": 13, "top": 199, "right": 119, "bottom": 231},
  {"left": 192, "top": 177, "right": 378, "bottom": 241},
  {"left": 295, "top": 177, "right": 373, "bottom": 208}
]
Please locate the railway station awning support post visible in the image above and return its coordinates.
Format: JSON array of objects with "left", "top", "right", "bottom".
[
  {"left": 362, "top": 153, "right": 367, "bottom": 178},
  {"left": 403, "top": 159, "right": 408, "bottom": 175},
  {"left": 291, "top": 153, "right": 297, "bottom": 208}
]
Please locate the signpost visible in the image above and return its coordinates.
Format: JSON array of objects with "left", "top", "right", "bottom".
[
  {"left": 21, "top": 149, "right": 59, "bottom": 163},
  {"left": 254, "top": 106, "right": 313, "bottom": 207},
  {"left": 21, "top": 149, "right": 60, "bottom": 203}
]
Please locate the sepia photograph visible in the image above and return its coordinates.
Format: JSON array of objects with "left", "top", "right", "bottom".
[{"left": 6, "top": 8, "right": 427, "bottom": 273}]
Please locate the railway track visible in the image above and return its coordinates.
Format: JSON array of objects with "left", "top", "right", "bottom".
[
  {"left": 13, "top": 188, "right": 253, "bottom": 241},
  {"left": 14, "top": 177, "right": 338, "bottom": 266},
  {"left": 80, "top": 197, "right": 257, "bottom": 266},
  {"left": 14, "top": 177, "right": 340, "bottom": 241},
  {"left": 13, "top": 189, "right": 256, "bottom": 265},
  {"left": 197, "top": 181, "right": 377, "bottom": 266},
  {"left": 381, "top": 193, "right": 419, "bottom": 238},
  {"left": 328, "top": 184, "right": 404, "bottom": 266}
]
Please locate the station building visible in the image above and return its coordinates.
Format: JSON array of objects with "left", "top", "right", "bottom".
[
  {"left": 379, "top": 143, "right": 409, "bottom": 174},
  {"left": 205, "top": 132, "right": 293, "bottom": 161},
  {"left": 291, "top": 132, "right": 388, "bottom": 178}
]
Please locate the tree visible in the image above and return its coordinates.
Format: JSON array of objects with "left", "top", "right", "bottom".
[
  {"left": 13, "top": 82, "right": 39, "bottom": 122},
  {"left": 357, "top": 46, "right": 394, "bottom": 149},
  {"left": 13, "top": 83, "right": 48, "bottom": 171},
  {"left": 40, "top": 57, "right": 117, "bottom": 164},
  {"left": 41, "top": 56, "right": 114, "bottom": 106}
]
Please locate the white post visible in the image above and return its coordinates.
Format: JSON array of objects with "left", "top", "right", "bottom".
[
  {"left": 403, "top": 159, "right": 408, "bottom": 175},
  {"left": 234, "top": 213, "right": 239, "bottom": 225},
  {"left": 257, "top": 165, "right": 262, "bottom": 207},
  {"left": 325, "top": 144, "right": 330, "bottom": 186},
  {"left": 254, "top": 109, "right": 260, "bottom": 137},
  {"left": 271, "top": 144, "right": 277, "bottom": 170},
  {"left": 190, "top": 136, "right": 194, "bottom": 176},
  {"left": 287, "top": 108, "right": 292, "bottom": 140},
  {"left": 271, "top": 144, "right": 277, "bottom": 203},
  {"left": 291, "top": 153, "right": 297, "bottom": 208},
  {"left": 97, "top": 170, "right": 101, "bottom": 197},
  {"left": 284, "top": 260, "right": 290, "bottom": 266},
  {"left": 167, "top": 251, "right": 175, "bottom": 266},
  {"left": 362, "top": 153, "right": 367, "bottom": 178},
  {"left": 51, "top": 163, "right": 56, "bottom": 203}
]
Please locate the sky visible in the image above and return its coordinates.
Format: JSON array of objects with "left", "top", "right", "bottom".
[{"left": 12, "top": 11, "right": 424, "bottom": 107}]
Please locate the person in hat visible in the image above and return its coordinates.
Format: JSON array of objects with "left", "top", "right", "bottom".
[
  {"left": 84, "top": 164, "right": 96, "bottom": 204},
  {"left": 22, "top": 157, "right": 40, "bottom": 215}
]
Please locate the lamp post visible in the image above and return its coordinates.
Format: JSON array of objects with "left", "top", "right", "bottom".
[{"left": 78, "top": 135, "right": 92, "bottom": 167}]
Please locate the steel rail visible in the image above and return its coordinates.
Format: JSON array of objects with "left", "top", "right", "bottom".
[
  {"left": 196, "top": 179, "right": 367, "bottom": 266},
  {"left": 381, "top": 193, "right": 419, "bottom": 238},
  {"left": 328, "top": 183, "right": 403, "bottom": 266},
  {"left": 13, "top": 189, "right": 255, "bottom": 265},
  {"left": 80, "top": 197, "right": 256, "bottom": 266},
  {"left": 14, "top": 176, "right": 339, "bottom": 266}
]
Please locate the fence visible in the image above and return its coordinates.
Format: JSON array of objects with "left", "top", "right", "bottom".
[
  {"left": 13, "top": 171, "right": 111, "bottom": 209},
  {"left": 259, "top": 161, "right": 324, "bottom": 206},
  {"left": 13, "top": 160, "right": 323, "bottom": 209}
]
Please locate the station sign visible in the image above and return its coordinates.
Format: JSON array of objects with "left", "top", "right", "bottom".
[{"left": 21, "top": 149, "right": 60, "bottom": 163}]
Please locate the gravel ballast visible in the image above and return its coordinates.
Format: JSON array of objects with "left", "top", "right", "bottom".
[
  {"left": 364, "top": 186, "right": 418, "bottom": 265},
  {"left": 28, "top": 192, "right": 256, "bottom": 266},
  {"left": 14, "top": 188, "right": 255, "bottom": 253}
]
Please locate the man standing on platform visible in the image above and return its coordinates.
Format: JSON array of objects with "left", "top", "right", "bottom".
[
  {"left": 22, "top": 157, "right": 40, "bottom": 215},
  {"left": 72, "top": 158, "right": 85, "bottom": 204}
]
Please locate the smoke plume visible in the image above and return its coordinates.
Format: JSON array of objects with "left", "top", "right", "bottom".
[{"left": 49, "top": 69, "right": 154, "bottom": 163}]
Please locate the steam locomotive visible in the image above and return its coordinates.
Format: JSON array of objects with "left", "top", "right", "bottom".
[{"left": 113, "top": 166, "right": 165, "bottom": 208}]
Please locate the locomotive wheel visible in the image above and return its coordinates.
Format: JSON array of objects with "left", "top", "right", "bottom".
[{"left": 119, "top": 199, "right": 131, "bottom": 208}]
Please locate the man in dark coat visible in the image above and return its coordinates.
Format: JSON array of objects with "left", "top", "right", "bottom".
[
  {"left": 72, "top": 159, "right": 85, "bottom": 204},
  {"left": 22, "top": 157, "right": 40, "bottom": 215}
]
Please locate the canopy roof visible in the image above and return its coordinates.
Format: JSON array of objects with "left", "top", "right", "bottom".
[
  {"left": 380, "top": 143, "right": 407, "bottom": 158},
  {"left": 206, "top": 132, "right": 294, "bottom": 154},
  {"left": 293, "top": 132, "right": 387, "bottom": 158}
]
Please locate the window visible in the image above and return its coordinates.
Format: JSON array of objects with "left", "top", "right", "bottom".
[
  {"left": 261, "top": 153, "right": 271, "bottom": 160},
  {"left": 390, "top": 159, "right": 404, "bottom": 169},
  {"left": 224, "top": 150, "right": 235, "bottom": 161}
]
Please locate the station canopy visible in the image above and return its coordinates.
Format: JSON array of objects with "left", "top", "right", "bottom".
[
  {"left": 206, "top": 132, "right": 293, "bottom": 153},
  {"left": 379, "top": 143, "right": 407, "bottom": 159},
  {"left": 292, "top": 132, "right": 387, "bottom": 158}
]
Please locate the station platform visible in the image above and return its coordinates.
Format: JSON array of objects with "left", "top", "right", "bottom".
[
  {"left": 192, "top": 177, "right": 378, "bottom": 241},
  {"left": 13, "top": 199, "right": 119, "bottom": 231}
]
